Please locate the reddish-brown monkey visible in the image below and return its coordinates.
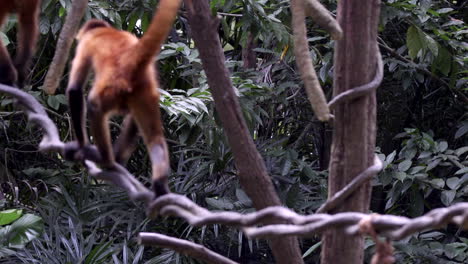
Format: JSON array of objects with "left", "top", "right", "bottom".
[
  {"left": 66, "top": 0, "right": 181, "bottom": 198},
  {"left": 0, "top": 0, "right": 41, "bottom": 86}
]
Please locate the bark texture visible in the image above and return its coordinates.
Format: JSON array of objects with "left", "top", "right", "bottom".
[
  {"left": 321, "top": 0, "right": 381, "bottom": 263},
  {"left": 184, "top": 0, "right": 303, "bottom": 263},
  {"left": 43, "top": 0, "right": 88, "bottom": 95},
  {"left": 242, "top": 32, "right": 256, "bottom": 69}
]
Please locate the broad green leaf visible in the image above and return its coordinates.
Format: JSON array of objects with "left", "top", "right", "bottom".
[
  {"left": 424, "top": 34, "right": 438, "bottom": 57},
  {"left": 455, "top": 146, "right": 468, "bottom": 156},
  {"left": 429, "top": 178, "right": 445, "bottom": 189},
  {"left": 281, "top": 159, "right": 292, "bottom": 176},
  {"left": 434, "top": 45, "right": 452, "bottom": 76},
  {"left": 302, "top": 166, "right": 317, "bottom": 179},
  {"left": 7, "top": 214, "right": 43, "bottom": 248},
  {"left": 0, "top": 209, "right": 23, "bottom": 226},
  {"left": 418, "top": 151, "right": 432, "bottom": 159},
  {"left": 455, "top": 167, "right": 468, "bottom": 175},
  {"left": 436, "top": 8, "right": 453, "bottom": 14},
  {"left": 398, "top": 160, "right": 412, "bottom": 172},
  {"left": 380, "top": 171, "right": 394, "bottom": 186},
  {"left": 441, "top": 190, "right": 456, "bottom": 206},
  {"left": 437, "top": 141, "right": 448, "bottom": 152},
  {"left": 446, "top": 177, "right": 460, "bottom": 190},
  {"left": 235, "top": 189, "right": 251, "bottom": 206},
  {"left": 407, "top": 25, "right": 424, "bottom": 60},
  {"left": 47, "top": 95, "right": 60, "bottom": 110},
  {"left": 386, "top": 151, "right": 397, "bottom": 164},
  {"left": 408, "top": 166, "right": 425, "bottom": 174},
  {"left": 426, "top": 158, "right": 441, "bottom": 171},
  {"left": 455, "top": 124, "right": 468, "bottom": 139},
  {"left": 394, "top": 171, "right": 407, "bottom": 182}
]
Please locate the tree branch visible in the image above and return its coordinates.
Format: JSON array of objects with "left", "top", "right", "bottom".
[
  {"left": 304, "top": 0, "right": 343, "bottom": 40},
  {"left": 290, "top": 0, "right": 332, "bottom": 121},
  {"left": 139, "top": 233, "right": 238, "bottom": 264},
  {"left": 43, "top": 0, "right": 88, "bottom": 95},
  {"left": 147, "top": 193, "right": 468, "bottom": 240}
]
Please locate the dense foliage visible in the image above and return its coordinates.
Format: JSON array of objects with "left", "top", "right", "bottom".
[{"left": 0, "top": 0, "right": 466, "bottom": 263}]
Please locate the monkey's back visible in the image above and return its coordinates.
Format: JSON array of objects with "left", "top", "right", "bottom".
[{"left": 78, "top": 27, "right": 159, "bottom": 113}]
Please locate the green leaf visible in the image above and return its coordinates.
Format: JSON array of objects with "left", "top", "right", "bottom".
[
  {"left": 434, "top": 45, "right": 452, "bottom": 76},
  {"left": 454, "top": 124, "right": 468, "bottom": 139},
  {"left": 429, "top": 178, "right": 445, "bottom": 189},
  {"left": 302, "top": 166, "right": 317, "bottom": 179},
  {"left": 380, "top": 171, "right": 394, "bottom": 186},
  {"left": 47, "top": 95, "right": 60, "bottom": 110},
  {"left": 406, "top": 25, "right": 425, "bottom": 60},
  {"left": 205, "top": 197, "right": 234, "bottom": 210},
  {"left": 418, "top": 151, "right": 433, "bottom": 159},
  {"left": 437, "top": 141, "right": 448, "bottom": 152},
  {"left": 84, "top": 240, "right": 114, "bottom": 264},
  {"left": 455, "top": 167, "right": 468, "bottom": 175},
  {"left": 436, "top": 8, "right": 453, "bottom": 14},
  {"left": 386, "top": 151, "right": 396, "bottom": 164},
  {"left": 302, "top": 242, "right": 322, "bottom": 258},
  {"left": 235, "top": 189, "right": 252, "bottom": 206},
  {"left": 281, "top": 159, "right": 292, "bottom": 176},
  {"left": 398, "top": 160, "right": 412, "bottom": 172},
  {"left": 424, "top": 34, "right": 438, "bottom": 57},
  {"left": 426, "top": 158, "right": 441, "bottom": 171},
  {"left": 0, "top": 209, "right": 23, "bottom": 226},
  {"left": 441, "top": 190, "right": 456, "bottom": 206},
  {"left": 408, "top": 166, "right": 425, "bottom": 174},
  {"left": 0, "top": 32, "right": 10, "bottom": 46},
  {"left": 455, "top": 146, "right": 468, "bottom": 156},
  {"left": 446, "top": 177, "right": 460, "bottom": 190},
  {"left": 394, "top": 171, "right": 407, "bottom": 182},
  {"left": 7, "top": 214, "right": 43, "bottom": 248}
]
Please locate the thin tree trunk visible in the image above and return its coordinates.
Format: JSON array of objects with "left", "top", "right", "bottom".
[
  {"left": 321, "top": 0, "right": 381, "bottom": 263},
  {"left": 242, "top": 32, "right": 256, "bottom": 69},
  {"left": 184, "top": 0, "right": 303, "bottom": 263},
  {"left": 43, "top": 0, "right": 88, "bottom": 95}
]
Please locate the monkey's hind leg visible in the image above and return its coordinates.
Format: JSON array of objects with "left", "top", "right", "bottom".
[
  {"left": 114, "top": 115, "right": 139, "bottom": 165},
  {"left": 87, "top": 97, "right": 115, "bottom": 168},
  {"left": 0, "top": 10, "right": 17, "bottom": 86},
  {"left": 15, "top": 0, "right": 41, "bottom": 86},
  {"left": 129, "top": 94, "right": 170, "bottom": 198}
]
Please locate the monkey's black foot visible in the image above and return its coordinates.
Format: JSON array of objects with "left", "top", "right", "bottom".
[
  {"left": 0, "top": 64, "right": 18, "bottom": 87},
  {"left": 152, "top": 178, "right": 170, "bottom": 199},
  {"left": 63, "top": 141, "right": 102, "bottom": 163}
]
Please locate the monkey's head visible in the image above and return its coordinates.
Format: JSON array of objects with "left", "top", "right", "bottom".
[{"left": 76, "top": 19, "right": 111, "bottom": 40}]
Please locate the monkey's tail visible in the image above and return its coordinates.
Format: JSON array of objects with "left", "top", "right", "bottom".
[{"left": 132, "top": 0, "right": 182, "bottom": 68}]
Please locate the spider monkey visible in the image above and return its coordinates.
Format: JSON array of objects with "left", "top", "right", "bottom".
[
  {"left": 66, "top": 0, "right": 181, "bottom": 198},
  {"left": 0, "top": 0, "right": 41, "bottom": 86}
]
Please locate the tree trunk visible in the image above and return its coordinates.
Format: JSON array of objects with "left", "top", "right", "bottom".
[
  {"left": 184, "top": 0, "right": 303, "bottom": 263},
  {"left": 242, "top": 32, "right": 256, "bottom": 69},
  {"left": 43, "top": 0, "right": 88, "bottom": 95},
  {"left": 321, "top": 1, "right": 381, "bottom": 263}
]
